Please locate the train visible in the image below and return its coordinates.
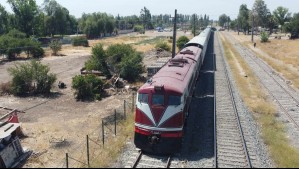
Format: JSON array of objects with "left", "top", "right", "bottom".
[{"left": 134, "top": 28, "right": 212, "bottom": 154}]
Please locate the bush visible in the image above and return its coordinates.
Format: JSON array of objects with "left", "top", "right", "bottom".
[
  {"left": 106, "top": 44, "right": 135, "bottom": 70},
  {"left": 0, "top": 82, "right": 12, "bottom": 96},
  {"left": 260, "top": 31, "right": 269, "bottom": 43},
  {"left": 285, "top": 13, "right": 299, "bottom": 39},
  {"left": 134, "top": 25, "right": 144, "bottom": 33},
  {"left": 49, "top": 40, "right": 62, "bottom": 56},
  {"left": 8, "top": 60, "right": 57, "bottom": 96},
  {"left": 85, "top": 44, "right": 110, "bottom": 77},
  {"left": 72, "top": 74, "right": 104, "bottom": 101},
  {"left": 119, "top": 53, "right": 144, "bottom": 82},
  {"left": 72, "top": 37, "right": 89, "bottom": 47},
  {"left": 177, "top": 36, "right": 190, "bottom": 51},
  {"left": 155, "top": 41, "right": 171, "bottom": 52}
]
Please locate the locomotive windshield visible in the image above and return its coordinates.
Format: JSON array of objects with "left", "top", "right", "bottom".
[
  {"left": 138, "top": 93, "right": 149, "bottom": 103},
  {"left": 168, "top": 96, "right": 181, "bottom": 106},
  {"left": 152, "top": 95, "right": 164, "bottom": 106}
]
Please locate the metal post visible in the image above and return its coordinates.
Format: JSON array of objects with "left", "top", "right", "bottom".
[
  {"left": 102, "top": 120, "right": 105, "bottom": 147},
  {"left": 193, "top": 14, "right": 196, "bottom": 37},
  {"left": 114, "top": 110, "right": 117, "bottom": 136},
  {"left": 251, "top": 15, "right": 254, "bottom": 43},
  {"left": 132, "top": 93, "right": 135, "bottom": 113},
  {"left": 86, "top": 135, "right": 90, "bottom": 168},
  {"left": 66, "top": 153, "right": 69, "bottom": 168},
  {"left": 124, "top": 100, "right": 126, "bottom": 120},
  {"left": 172, "top": 9, "right": 177, "bottom": 58}
]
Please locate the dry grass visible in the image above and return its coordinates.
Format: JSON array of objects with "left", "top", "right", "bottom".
[
  {"left": 89, "top": 112, "right": 135, "bottom": 168},
  {"left": 219, "top": 32, "right": 299, "bottom": 168},
  {"left": 230, "top": 32, "right": 299, "bottom": 90}
]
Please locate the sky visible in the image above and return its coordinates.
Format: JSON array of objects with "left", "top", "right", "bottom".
[{"left": 0, "top": 0, "right": 298, "bottom": 20}]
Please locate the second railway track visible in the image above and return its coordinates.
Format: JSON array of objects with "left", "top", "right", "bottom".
[{"left": 215, "top": 32, "right": 252, "bottom": 168}]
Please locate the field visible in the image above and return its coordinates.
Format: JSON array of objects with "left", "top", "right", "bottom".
[
  {"left": 230, "top": 32, "right": 299, "bottom": 90},
  {"left": 0, "top": 30, "right": 192, "bottom": 168}
]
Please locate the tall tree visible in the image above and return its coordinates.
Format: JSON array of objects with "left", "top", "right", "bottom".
[
  {"left": 252, "top": 0, "right": 270, "bottom": 27},
  {"left": 238, "top": 4, "right": 250, "bottom": 34},
  {"left": 140, "top": 7, "right": 152, "bottom": 30},
  {"left": 0, "top": 4, "right": 9, "bottom": 34},
  {"left": 7, "top": 0, "right": 39, "bottom": 37},
  {"left": 285, "top": 13, "right": 299, "bottom": 38},
  {"left": 219, "top": 14, "right": 228, "bottom": 27},
  {"left": 273, "top": 6, "right": 291, "bottom": 32}
]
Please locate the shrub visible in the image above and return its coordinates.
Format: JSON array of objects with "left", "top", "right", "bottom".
[
  {"left": 49, "top": 40, "right": 62, "bottom": 56},
  {"left": 8, "top": 60, "right": 57, "bottom": 96},
  {"left": 85, "top": 44, "right": 110, "bottom": 77},
  {"left": 72, "top": 74, "right": 104, "bottom": 101},
  {"left": 72, "top": 37, "right": 89, "bottom": 47},
  {"left": 177, "top": 36, "right": 190, "bottom": 51},
  {"left": 155, "top": 41, "right": 171, "bottom": 52},
  {"left": 0, "top": 82, "right": 12, "bottom": 96},
  {"left": 106, "top": 44, "right": 135, "bottom": 70},
  {"left": 134, "top": 25, "right": 144, "bottom": 33},
  {"left": 260, "top": 31, "right": 270, "bottom": 43},
  {"left": 119, "top": 53, "right": 144, "bottom": 82}
]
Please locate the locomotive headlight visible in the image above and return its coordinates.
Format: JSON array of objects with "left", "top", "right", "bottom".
[{"left": 149, "top": 135, "right": 160, "bottom": 145}]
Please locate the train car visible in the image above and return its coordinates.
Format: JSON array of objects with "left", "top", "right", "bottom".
[{"left": 134, "top": 28, "right": 212, "bottom": 154}]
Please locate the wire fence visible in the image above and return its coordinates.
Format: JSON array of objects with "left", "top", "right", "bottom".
[{"left": 51, "top": 92, "right": 136, "bottom": 168}]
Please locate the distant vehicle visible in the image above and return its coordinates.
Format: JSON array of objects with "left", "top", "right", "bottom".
[{"left": 156, "top": 27, "right": 164, "bottom": 32}]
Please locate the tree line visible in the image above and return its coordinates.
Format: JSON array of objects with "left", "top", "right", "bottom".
[{"left": 219, "top": 0, "right": 299, "bottom": 38}]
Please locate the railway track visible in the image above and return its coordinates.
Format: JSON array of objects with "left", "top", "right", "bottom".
[
  {"left": 126, "top": 150, "right": 174, "bottom": 168},
  {"left": 225, "top": 34, "right": 299, "bottom": 131},
  {"left": 214, "top": 32, "right": 252, "bottom": 168}
]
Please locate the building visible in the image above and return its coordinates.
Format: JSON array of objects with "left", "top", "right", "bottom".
[{"left": 0, "top": 109, "right": 31, "bottom": 168}]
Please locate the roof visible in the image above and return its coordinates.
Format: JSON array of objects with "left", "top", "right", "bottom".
[
  {"left": 140, "top": 48, "right": 202, "bottom": 94},
  {"left": 0, "top": 122, "right": 20, "bottom": 139},
  {"left": 186, "top": 28, "right": 211, "bottom": 48}
]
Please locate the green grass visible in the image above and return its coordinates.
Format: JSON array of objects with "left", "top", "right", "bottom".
[
  {"left": 134, "top": 36, "right": 168, "bottom": 45},
  {"left": 219, "top": 32, "right": 299, "bottom": 168}
]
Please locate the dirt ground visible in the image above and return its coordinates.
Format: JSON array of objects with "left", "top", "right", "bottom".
[{"left": 0, "top": 30, "right": 191, "bottom": 168}]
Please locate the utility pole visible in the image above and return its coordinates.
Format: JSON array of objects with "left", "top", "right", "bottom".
[
  {"left": 251, "top": 15, "right": 254, "bottom": 43},
  {"left": 193, "top": 14, "right": 196, "bottom": 37},
  {"left": 172, "top": 9, "right": 177, "bottom": 58}
]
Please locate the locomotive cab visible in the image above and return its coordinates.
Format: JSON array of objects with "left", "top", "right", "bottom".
[{"left": 135, "top": 86, "right": 185, "bottom": 154}]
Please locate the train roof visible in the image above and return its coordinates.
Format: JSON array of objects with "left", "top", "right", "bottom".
[
  {"left": 185, "top": 28, "right": 211, "bottom": 48},
  {"left": 140, "top": 47, "right": 202, "bottom": 94}
]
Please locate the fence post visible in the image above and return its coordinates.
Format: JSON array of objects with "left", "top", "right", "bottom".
[
  {"left": 66, "top": 153, "right": 69, "bottom": 168},
  {"left": 86, "top": 135, "right": 90, "bottom": 168},
  {"left": 124, "top": 100, "right": 126, "bottom": 120},
  {"left": 114, "top": 110, "right": 117, "bottom": 136},
  {"left": 102, "top": 119, "right": 105, "bottom": 147},
  {"left": 132, "top": 92, "right": 135, "bottom": 113}
]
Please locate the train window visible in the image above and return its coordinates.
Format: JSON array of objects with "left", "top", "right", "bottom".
[
  {"left": 168, "top": 96, "right": 181, "bottom": 106},
  {"left": 152, "top": 95, "right": 164, "bottom": 106},
  {"left": 138, "top": 94, "right": 148, "bottom": 103}
]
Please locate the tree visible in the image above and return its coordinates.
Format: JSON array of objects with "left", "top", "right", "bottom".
[
  {"left": 119, "top": 52, "right": 144, "bottom": 82},
  {"left": 0, "top": 29, "right": 44, "bottom": 59},
  {"left": 140, "top": 7, "right": 152, "bottom": 31},
  {"left": 219, "top": 14, "right": 229, "bottom": 27},
  {"left": 0, "top": 4, "right": 9, "bottom": 34},
  {"left": 252, "top": 0, "right": 270, "bottom": 27},
  {"left": 273, "top": 6, "right": 291, "bottom": 32},
  {"left": 7, "top": 0, "right": 39, "bottom": 37},
  {"left": 85, "top": 44, "right": 110, "bottom": 77},
  {"left": 238, "top": 4, "right": 250, "bottom": 34},
  {"left": 285, "top": 13, "right": 299, "bottom": 38}
]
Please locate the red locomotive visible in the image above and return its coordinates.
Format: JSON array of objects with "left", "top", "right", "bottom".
[{"left": 134, "top": 28, "right": 212, "bottom": 154}]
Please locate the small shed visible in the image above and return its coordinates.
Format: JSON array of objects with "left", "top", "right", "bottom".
[{"left": 0, "top": 109, "right": 30, "bottom": 168}]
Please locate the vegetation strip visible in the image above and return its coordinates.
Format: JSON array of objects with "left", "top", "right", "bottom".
[{"left": 219, "top": 32, "right": 299, "bottom": 168}]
